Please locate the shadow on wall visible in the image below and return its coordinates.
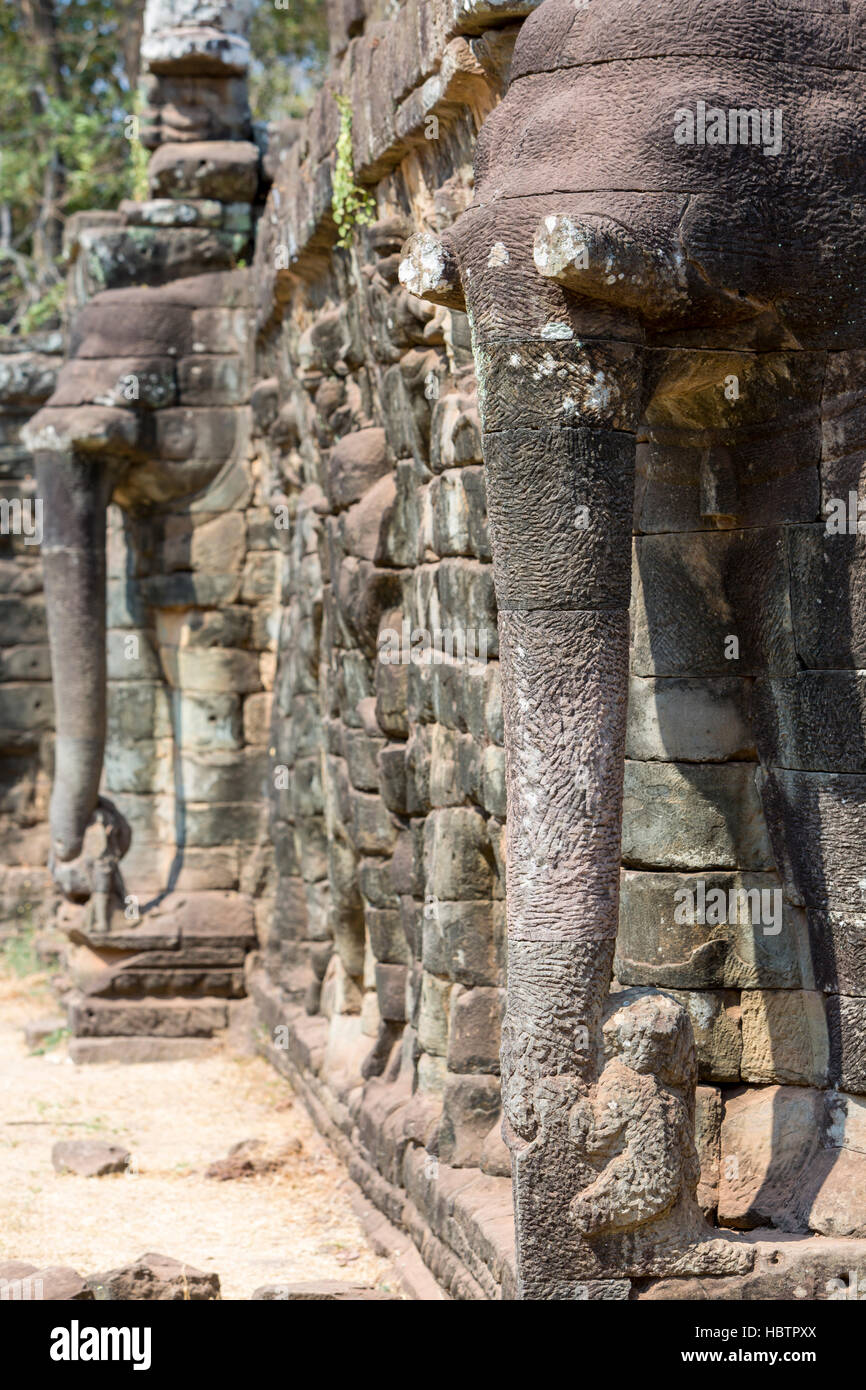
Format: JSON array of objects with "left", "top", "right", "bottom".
[{"left": 634, "top": 351, "right": 866, "bottom": 1237}]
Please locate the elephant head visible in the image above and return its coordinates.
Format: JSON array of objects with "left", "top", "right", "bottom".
[
  {"left": 23, "top": 272, "right": 248, "bottom": 927},
  {"left": 401, "top": 0, "right": 866, "bottom": 1295}
]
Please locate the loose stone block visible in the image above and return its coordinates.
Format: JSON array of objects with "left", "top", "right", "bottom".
[
  {"left": 51, "top": 1141, "right": 131, "bottom": 1177},
  {"left": 375, "top": 963, "right": 408, "bottom": 1022},
  {"left": 86, "top": 1253, "right": 220, "bottom": 1301}
]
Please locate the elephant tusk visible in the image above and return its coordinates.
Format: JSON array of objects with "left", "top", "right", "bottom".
[
  {"left": 398, "top": 232, "right": 466, "bottom": 312},
  {"left": 533, "top": 213, "right": 687, "bottom": 320}
]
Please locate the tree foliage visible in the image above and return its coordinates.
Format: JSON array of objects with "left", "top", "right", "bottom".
[
  {"left": 0, "top": 0, "right": 330, "bottom": 333},
  {"left": 249, "top": 0, "right": 329, "bottom": 123},
  {"left": 0, "top": 0, "right": 147, "bottom": 331}
]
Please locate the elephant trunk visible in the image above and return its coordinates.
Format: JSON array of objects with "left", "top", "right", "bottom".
[
  {"left": 481, "top": 377, "right": 641, "bottom": 1142},
  {"left": 36, "top": 449, "right": 114, "bottom": 888},
  {"left": 403, "top": 213, "right": 649, "bottom": 1292}
]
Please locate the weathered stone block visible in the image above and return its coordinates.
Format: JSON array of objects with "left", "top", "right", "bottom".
[
  {"left": 69, "top": 995, "right": 228, "bottom": 1037},
  {"left": 828, "top": 995, "right": 866, "bottom": 1093},
  {"left": 365, "top": 907, "right": 411, "bottom": 965},
  {"left": 622, "top": 761, "right": 773, "bottom": 871},
  {"left": 438, "top": 1073, "right": 501, "bottom": 1168},
  {"left": 374, "top": 655, "right": 409, "bottom": 738},
  {"left": 754, "top": 673, "right": 866, "bottom": 772},
  {"left": 787, "top": 526, "right": 866, "bottom": 669},
  {"left": 424, "top": 808, "right": 495, "bottom": 900},
  {"left": 668, "top": 989, "right": 742, "bottom": 1083},
  {"left": 327, "top": 428, "right": 391, "bottom": 509},
  {"left": 695, "top": 1086, "right": 722, "bottom": 1219},
  {"left": 417, "top": 970, "right": 451, "bottom": 1057},
  {"left": 626, "top": 676, "right": 753, "bottom": 763},
  {"left": 447, "top": 986, "right": 504, "bottom": 1073},
  {"left": 761, "top": 767, "right": 866, "bottom": 909},
  {"left": 148, "top": 140, "right": 259, "bottom": 201},
  {"left": 616, "top": 870, "right": 803, "bottom": 991},
  {"left": 632, "top": 530, "right": 798, "bottom": 678},
  {"left": 740, "top": 989, "right": 829, "bottom": 1087},
  {"left": 350, "top": 790, "right": 399, "bottom": 856},
  {"left": 718, "top": 1085, "right": 825, "bottom": 1231}
]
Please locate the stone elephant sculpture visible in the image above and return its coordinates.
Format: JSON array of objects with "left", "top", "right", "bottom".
[
  {"left": 401, "top": 0, "right": 866, "bottom": 1296},
  {"left": 23, "top": 270, "right": 250, "bottom": 927}
]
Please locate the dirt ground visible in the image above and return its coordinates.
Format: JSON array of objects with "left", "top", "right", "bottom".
[{"left": 0, "top": 962, "right": 397, "bottom": 1300}]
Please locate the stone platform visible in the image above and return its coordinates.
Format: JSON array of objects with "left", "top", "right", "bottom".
[{"left": 59, "top": 890, "right": 256, "bottom": 1063}]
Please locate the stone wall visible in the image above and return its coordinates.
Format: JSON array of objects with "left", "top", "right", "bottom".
[
  {"left": 0, "top": 334, "right": 62, "bottom": 940},
  {"left": 246, "top": 0, "right": 866, "bottom": 1298},
  {"left": 247, "top": 0, "right": 543, "bottom": 1299},
  {"left": 8, "top": 0, "right": 866, "bottom": 1299}
]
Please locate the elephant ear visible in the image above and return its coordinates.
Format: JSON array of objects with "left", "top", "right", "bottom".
[{"left": 398, "top": 231, "right": 466, "bottom": 312}]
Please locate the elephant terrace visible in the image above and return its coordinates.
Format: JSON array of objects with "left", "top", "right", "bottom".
[{"left": 3, "top": 0, "right": 866, "bottom": 1318}]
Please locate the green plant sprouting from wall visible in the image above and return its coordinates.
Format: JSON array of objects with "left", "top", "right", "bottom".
[{"left": 332, "top": 95, "right": 376, "bottom": 250}]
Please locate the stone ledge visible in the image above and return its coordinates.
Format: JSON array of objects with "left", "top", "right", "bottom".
[
  {"left": 636, "top": 1234, "right": 866, "bottom": 1300},
  {"left": 68, "top": 1036, "right": 220, "bottom": 1064}
]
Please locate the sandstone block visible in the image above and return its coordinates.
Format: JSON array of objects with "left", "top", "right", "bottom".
[
  {"left": 87, "top": 1253, "right": 220, "bottom": 1301},
  {"left": 740, "top": 989, "right": 829, "bottom": 1087},
  {"left": 447, "top": 986, "right": 504, "bottom": 1073},
  {"left": 148, "top": 141, "right": 259, "bottom": 201},
  {"left": 438, "top": 1073, "right": 501, "bottom": 1168},
  {"left": 622, "top": 760, "right": 773, "bottom": 871}
]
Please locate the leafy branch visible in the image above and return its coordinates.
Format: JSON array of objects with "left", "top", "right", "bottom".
[{"left": 332, "top": 95, "right": 375, "bottom": 251}]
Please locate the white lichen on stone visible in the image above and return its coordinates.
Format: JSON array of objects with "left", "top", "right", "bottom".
[{"left": 541, "top": 322, "right": 574, "bottom": 340}]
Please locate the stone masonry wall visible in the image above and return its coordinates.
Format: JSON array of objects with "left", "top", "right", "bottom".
[
  {"left": 9, "top": 0, "right": 866, "bottom": 1299},
  {"left": 247, "top": 0, "right": 866, "bottom": 1298},
  {"left": 0, "top": 334, "right": 62, "bottom": 940},
  {"left": 248, "top": 0, "right": 536, "bottom": 1299}
]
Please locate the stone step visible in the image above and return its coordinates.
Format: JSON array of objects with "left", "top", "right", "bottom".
[
  {"left": 61, "top": 889, "right": 257, "bottom": 953},
  {"left": 68, "top": 993, "right": 228, "bottom": 1039},
  {"left": 81, "top": 967, "right": 246, "bottom": 1000},
  {"left": 68, "top": 1036, "right": 220, "bottom": 1065}
]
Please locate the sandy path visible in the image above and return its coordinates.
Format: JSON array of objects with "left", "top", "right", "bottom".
[{"left": 0, "top": 967, "right": 396, "bottom": 1299}]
